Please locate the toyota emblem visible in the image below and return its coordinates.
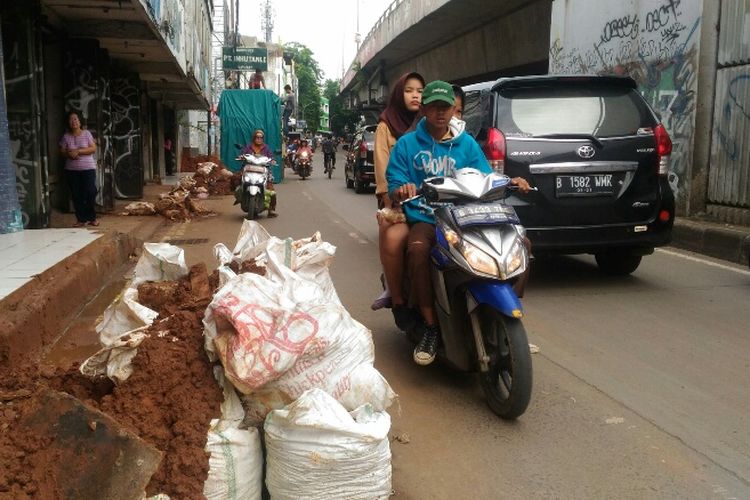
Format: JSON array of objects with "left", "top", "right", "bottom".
[{"left": 577, "top": 145, "right": 595, "bottom": 159}]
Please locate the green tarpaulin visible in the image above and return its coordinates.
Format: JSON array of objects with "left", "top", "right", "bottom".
[{"left": 217, "top": 89, "right": 283, "bottom": 182}]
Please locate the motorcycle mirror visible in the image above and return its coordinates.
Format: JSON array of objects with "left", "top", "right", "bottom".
[{"left": 234, "top": 143, "right": 243, "bottom": 149}]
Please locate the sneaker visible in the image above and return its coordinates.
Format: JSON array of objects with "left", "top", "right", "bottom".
[
  {"left": 413, "top": 325, "right": 439, "bottom": 366},
  {"left": 393, "top": 305, "right": 417, "bottom": 331},
  {"left": 370, "top": 291, "right": 392, "bottom": 311},
  {"left": 267, "top": 211, "right": 278, "bottom": 218}
]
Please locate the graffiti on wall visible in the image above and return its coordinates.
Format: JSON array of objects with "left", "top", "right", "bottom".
[
  {"left": 715, "top": 72, "right": 750, "bottom": 163},
  {"left": 111, "top": 76, "right": 143, "bottom": 198},
  {"left": 550, "top": 0, "right": 702, "bottom": 207},
  {"left": 3, "top": 18, "right": 46, "bottom": 228}
]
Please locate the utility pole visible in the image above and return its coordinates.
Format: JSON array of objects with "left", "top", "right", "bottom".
[
  {"left": 261, "top": 0, "right": 274, "bottom": 43},
  {"left": 355, "top": 0, "right": 361, "bottom": 50}
]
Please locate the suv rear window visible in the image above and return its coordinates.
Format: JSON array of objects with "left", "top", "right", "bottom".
[{"left": 495, "top": 85, "right": 656, "bottom": 138}]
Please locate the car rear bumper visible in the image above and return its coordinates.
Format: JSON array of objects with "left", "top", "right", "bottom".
[
  {"left": 356, "top": 162, "right": 375, "bottom": 182},
  {"left": 527, "top": 218, "right": 673, "bottom": 254}
]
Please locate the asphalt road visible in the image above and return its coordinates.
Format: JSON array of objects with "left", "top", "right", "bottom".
[{"left": 167, "top": 152, "right": 750, "bottom": 499}]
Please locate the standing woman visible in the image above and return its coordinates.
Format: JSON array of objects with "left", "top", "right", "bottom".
[
  {"left": 59, "top": 111, "right": 98, "bottom": 227},
  {"left": 372, "top": 72, "right": 425, "bottom": 321}
]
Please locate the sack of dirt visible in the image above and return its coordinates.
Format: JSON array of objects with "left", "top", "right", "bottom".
[
  {"left": 122, "top": 201, "right": 156, "bottom": 216},
  {"left": 203, "top": 270, "right": 395, "bottom": 423},
  {"left": 264, "top": 389, "right": 392, "bottom": 500}
]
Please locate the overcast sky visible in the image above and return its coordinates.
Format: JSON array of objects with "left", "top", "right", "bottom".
[{"left": 238, "top": 0, "right": 393, "bottom": 81}]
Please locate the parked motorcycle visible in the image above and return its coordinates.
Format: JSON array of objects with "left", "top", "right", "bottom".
[
  {"left": 396, "top": 169, "right": 533, "bottom": 419},
  {"left": 296, "top": 150, "right": 312, "bottom": 180},
  {"left": 235, "top": 153, "right": 274, "bottom": 220}
]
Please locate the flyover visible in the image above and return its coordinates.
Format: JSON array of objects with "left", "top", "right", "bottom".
[{"left": 339, "top": 0, "right": 552, "bottom": 111}]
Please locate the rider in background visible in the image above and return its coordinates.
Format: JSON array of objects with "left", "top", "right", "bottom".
[
  {"left": 322, "top": 134, "right": 337, "bottom": 173},
  {"left": 387, "top": 80, "right": 530, "bottom": 366},
  {"left": 240, "top": 129, "right": 278, "bottom": 217}
]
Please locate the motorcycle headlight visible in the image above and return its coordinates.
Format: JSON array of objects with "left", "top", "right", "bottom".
[
  {"left": 301, "top": 152, "right": 308, "bottom": 158},
  {"left": 243, "top": 173, "right": 252, "bottom": 183},
  {"left": 442, "top": 227, "right": 499, "bottom": 277},
  {"left": 500, "top": 238, "right": 526, "bottom": 279}
]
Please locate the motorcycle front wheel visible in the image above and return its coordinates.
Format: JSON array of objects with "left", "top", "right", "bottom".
[
  {"left": 244, "top": 194, "right": 257, "bottom": 220},
  {"left": 478, "top": 308, "right": 532, "bottom": 419}
]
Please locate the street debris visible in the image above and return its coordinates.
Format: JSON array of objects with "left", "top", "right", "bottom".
[
  {"left": 529, "top": 343, "right": 540, "bottom": 354},
  {"left": 122, "top": 162, "right": 238, "bottom": 221},
  {"left": 393, "top": 432, "right": 411, "bottom": 444},
  {"left": 0, "top": 224, "right": 396, "bottom": 499},
  {"left": 605, "top": 416, "right": 625, "bottom": 425}
]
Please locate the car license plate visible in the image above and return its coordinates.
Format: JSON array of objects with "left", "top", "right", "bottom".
[
  {"left": 452, "top": 204, "right": 519, "bottom": 227},
  {"left": 556, "top": 174, "right": 615, "bottom": 197}
]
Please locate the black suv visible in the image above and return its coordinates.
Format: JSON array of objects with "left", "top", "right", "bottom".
[
  {"left": 462, "top": 75, "right": 674, "bottom": 275},
  {"left": 344, "top": 125, "right": 377, "bottom": 193}
]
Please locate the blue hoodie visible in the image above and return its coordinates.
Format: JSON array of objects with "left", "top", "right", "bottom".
[{"left": 387, "top": 117, "right": 492, "bottom": 225}]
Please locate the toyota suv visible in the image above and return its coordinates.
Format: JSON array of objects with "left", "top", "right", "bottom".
[{"left": 462, "top": 75, "right": 674, "bottom": 275}]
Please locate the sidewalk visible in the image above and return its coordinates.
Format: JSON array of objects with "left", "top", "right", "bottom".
[
  {"left": 672, "top": 217, "right": 750, "bottom": 267},
  {"left": 0, "top": 179, "right": 174, "bottom": 364}
]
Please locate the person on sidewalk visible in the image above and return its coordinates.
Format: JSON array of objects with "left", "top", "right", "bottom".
[
  {"left": 240, "top": 129, "right": 278, "bottom": 217},
  {"left": 387, "top": 81, "right": 531, "bottom": 365},
  {"left": 59, "top": 110, "right": 99, "bottom": 227}
]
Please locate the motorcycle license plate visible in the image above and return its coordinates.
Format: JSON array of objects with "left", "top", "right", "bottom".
[
  {"left": 451, "top": 204, "right": 519, "bottom": 227},
  {"left": 555, "top": 174, "right": 615, "bottom": 197}
]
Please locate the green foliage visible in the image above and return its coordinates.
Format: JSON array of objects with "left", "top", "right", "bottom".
[
  {"left": 323, "top": 79, "right": 359, "bottom": 137},
  {"left": 284, "top": 42, "right": 322, "bottom": 132}
]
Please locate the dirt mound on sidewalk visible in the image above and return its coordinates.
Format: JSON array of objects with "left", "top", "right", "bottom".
[{"left": 0, "top": 264, "right": 223, "bottom": 499}]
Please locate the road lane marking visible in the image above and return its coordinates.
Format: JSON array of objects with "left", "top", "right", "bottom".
[
  {"left": 348, "top": 232, "right": 369, "bottom": 245},
  {"left": 656, "top": 248, "right": 750, "bottom": 277}
]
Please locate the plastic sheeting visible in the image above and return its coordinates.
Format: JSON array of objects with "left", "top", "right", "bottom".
[{"left": 217, "top": 90, "right": 283, "bottom": 182}]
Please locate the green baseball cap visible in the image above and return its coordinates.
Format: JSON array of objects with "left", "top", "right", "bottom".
[{"left": 422, "top": 80, "right": 455, "bottom": 106}]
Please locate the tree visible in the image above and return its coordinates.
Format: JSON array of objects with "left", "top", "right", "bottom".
[
  {"left": 284, "top": 43, "right": 322, "bottom": 132},
  {"left": 323, "top": 79, "right": 358, "bottom": 137}
]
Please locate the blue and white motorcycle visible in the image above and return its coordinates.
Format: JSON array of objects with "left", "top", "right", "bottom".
[{"left": 401, "top": 168, "right": 533, "bottom": 419}]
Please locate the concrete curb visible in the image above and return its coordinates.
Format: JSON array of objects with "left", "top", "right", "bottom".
[
  {"left": 0, "top": 218, "right": 164, "bottom": 365},
  {"left": 671, "top": 217, "right": 750, "bottom": 267}
]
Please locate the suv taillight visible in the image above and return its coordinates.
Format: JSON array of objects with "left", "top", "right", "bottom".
[
  {"left": 654, "top": 124, "right": 672, "bottom": 176},
  {"left": 359, "top": 141, "right": 368, "bottom": 158},
  {"left": 483, "top": 128, "right": 506, "bottom": 173}
]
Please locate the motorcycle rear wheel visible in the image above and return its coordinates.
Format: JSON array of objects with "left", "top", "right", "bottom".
[{"left": 478, "top": 309, "right": 532, "bottom": 419}]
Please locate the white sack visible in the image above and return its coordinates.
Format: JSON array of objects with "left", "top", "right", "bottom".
[
  {"left": 264, "top": 389, "right": 392, "bottom": 500},
  {"left": 132, "top": 242, "right": 188, "bottom": 286},
  {"left": 231, "top": 221, "right": 270, "bottom": 261},
  {"left": 203, "top": 424, "right": 263, "bottom": 500},
  {"left": 96, "top": 286, "right": 158, "bottom": 346},
  {"left": 203, "top": 272, "right": 395, "bottom": 420},
  {"left": 79, "top": 327, "right": 148, "bottom": 383}
]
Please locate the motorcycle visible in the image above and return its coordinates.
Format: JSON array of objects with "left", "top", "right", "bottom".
[
  {"left": 234, "top": 153, "right": 274, "bottom": 220},
  {"left": 296, "top": 150, "right": 312, "bottom": 180},
  {"left": 397, "top": 168, "right": 533, "bottom": 419}
]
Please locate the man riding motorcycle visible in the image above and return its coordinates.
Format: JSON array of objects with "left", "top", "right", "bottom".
[{"left": 387, "top": 80, "right": 531, "bottom": 365}]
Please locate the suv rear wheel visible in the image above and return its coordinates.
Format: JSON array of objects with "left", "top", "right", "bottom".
[{"left": 595, "top": 251, "right": 642, "bottom": 275}]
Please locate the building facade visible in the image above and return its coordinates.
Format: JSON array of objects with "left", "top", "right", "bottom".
[{"left": 1, "top": 0, "right": 212, "bottom": 229}]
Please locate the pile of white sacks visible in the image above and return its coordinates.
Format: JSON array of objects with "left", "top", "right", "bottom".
[
  {"left": 203, "top": 221, "right": 396, "bottom": 499},
  {"left": 84, "top": 222, "right": 396, "bottom": 499}
]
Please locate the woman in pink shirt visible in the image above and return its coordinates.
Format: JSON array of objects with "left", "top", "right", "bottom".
[{"left": 59, "top": 111, "right": 98, "bottom": 227}]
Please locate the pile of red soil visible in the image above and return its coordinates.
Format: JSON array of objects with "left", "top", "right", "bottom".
[
  {"left": 181, "top": 154, "right": 228, "bottom": 173},
  {"left": 192, "top": 162, "right": 237, "bottom": 196},
  {"left": 0, "top": 264, "right": 224, "bottom": 499}
]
